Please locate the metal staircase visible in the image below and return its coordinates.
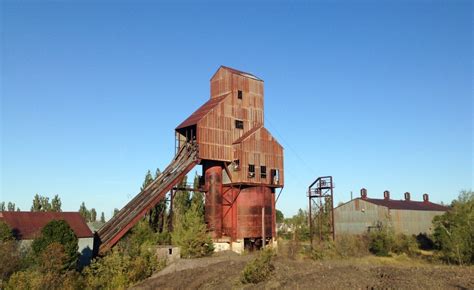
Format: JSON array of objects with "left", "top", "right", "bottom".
[{"left": 97, "top": 142, "right": 199, "bottom": 254}]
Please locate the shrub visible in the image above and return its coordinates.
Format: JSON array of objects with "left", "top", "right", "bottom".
[
  {"left": 241, "top": 248, "right": 275, "bottom": 284},
  {"left": 433, "top": 190, "right": 473, "bottom": 265},
  {"left": 310, "top": 240, "right": 337, "bottom": 260},
  {"left": 335, "top": 234, "right": 370, "bottom": 258},
  {"left": 392, "top": 234, "right": 418, "bottom": 256},
  {"left": 368, "top": 225, "right": 395, "bottom": 256},
  {"left": 31, "top": 220, "right": 78, "bottom": 270},
  {"left": 5, "top": 270, "right": 43, "bottom": 290},
  {"left": 83, "top": 248, "right": 162, "bottom": 289},
  {"left": 83, "top": 250, "right": 131, "bottom": 289},
  {"left": 0, "top": 240, "right": 20, "bottom": 285}
]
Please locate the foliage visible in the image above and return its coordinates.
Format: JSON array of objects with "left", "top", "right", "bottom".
[
  {"left": 31, "top": 194, "right": 56, "bottom": 212},
  {"left": 310, "top": 240, "right": 337, "bottom": 260},
  {"left": 391, "top": 234, "right": 419, "bottom": 257},
  {"left": 368, "top": 225, "right": 395, "bottom": 257},
  {"left": 282, "top": 209, "right": 310, "bottom": 241},
  {"left": 433, "top": 190, "right": 473, "bottom": 265},
  {"left": 7, "top": 202, "right": 17, "bottom": 211},
  {"left": 113, "top": 208, "right": 119, "bottom": 217},
  {"left": 276, "top": 209, "right": 284, "bottom": 223},
  {"left": 0, "top": 202, "right": 4, "bottom": 211},
  {"left": 90, "top": 208, "right": 97, "bottom": 222},
  {"left": 335, "top": 234, "right": 370, "bottom": 258},
  {"left": 5, "top": 270, "right": 43, "bottom": 290},
  {"left": 79, "top": 202, "right": 90, "bottom": 222},
  {"left": 0, "top": 240, "right": 21, "bottom": 284},
  {"left": 83, "top": 246, "right": 161, "bottom": 289},
  {"left": 171, "top": 202, "right": 214, "bottom": 258},
  {"left": 30, "top": 194, "right": 61, "bottom": 212},
  {"left": 31, "top": 220, "right": 79, "bottom": 270},
  {"left": 174, "top": 176, "right": 191, "bottom": 220},
  {"left": 0, "top": 221, "right": 13, "bottom": 242},
  {"left": 190, "top": 173, "right": 204, "bottom": 217},
  {"left": 51, "top": 195, "right": 62, "bottom": 212},
  {"left": 100, "top": 212, "right": 106, "bottom": 223},
  {"left": 241, "top": 248, "right": 275, "bottom": 284}
]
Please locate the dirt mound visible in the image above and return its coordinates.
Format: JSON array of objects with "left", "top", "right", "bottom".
[{"left": 133, "top": 255, "right": 474, "bottom": 289}]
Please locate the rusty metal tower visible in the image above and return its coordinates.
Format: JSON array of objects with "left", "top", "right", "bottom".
[{"left": 308, "top": 176, "right": 335, "bottom": 247}]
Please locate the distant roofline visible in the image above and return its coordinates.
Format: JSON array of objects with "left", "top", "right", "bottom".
[{"left": 337, "top": 197, "right": 449, "bottom": 211}]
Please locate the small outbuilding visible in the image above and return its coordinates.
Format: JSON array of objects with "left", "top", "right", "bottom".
[
  {"left": 0, "top": 211, "right": 94, "bottom": 265},
  {"left": 334, "top": 189, "right": 449, "bottom": 235}
]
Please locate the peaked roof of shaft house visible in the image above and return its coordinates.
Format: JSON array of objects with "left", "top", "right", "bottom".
[
  {"left": 0, "top": 212, "right": 93, "bottom": 239},
  {"left": 362, "top": 198, "right": 449, "bottom": 211},
  {"left": 175, "top": 95, "right": 227, "bottom": 130},
  {"left": 211, "top": 65, "right": 263, "bottom": 81}
]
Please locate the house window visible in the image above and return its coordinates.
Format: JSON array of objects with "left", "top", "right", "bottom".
[
  {"left": 238, "top": 90, "right": 243, "bottom": 100},
  {"left": 235, "top": 120, "right": 244, "bottom": 129},
  {"left": 248, "top": 164, "right": 255, "bottom": 178},
  {"left": 260, "top": 166, "right": 267, "bottom": 178}
]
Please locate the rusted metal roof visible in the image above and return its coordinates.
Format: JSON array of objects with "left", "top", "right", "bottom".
[
  {"left": 211, "top": 65, "right": 263, "bottom": 82},
  {"left": 0, "top": 212, "right": 93, "bottom": 239},
  {"left": 175, "top": 95, "right": 227, "bottom": 130},
  {"left": 364, "top": 198, "right": 449, "bottom": 211},
  {"left": 232, "top": 125, "right": 263, "bottom": 144}
]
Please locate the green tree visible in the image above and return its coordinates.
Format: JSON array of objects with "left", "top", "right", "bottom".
[
  {"left": 90, "top": 208, "right": 97, "bottom": 222},
  {"left": 0, "top": 202, "right": 5, "bottom": 211},
  {"left": 276, "top": 209, "right": 284, "bottom": 224},
  {"left": 51, "top": 195, "right": 62, "bottom": 212},
  {"left": 31, "top": 194, "right": 42, "bottom": 211},
  {"left": 190, "top": 173, "right": 204, "bottom": 218},
  {"left": 100, "top": 212, "right": 106, "bottom": 223},
  {"left": 141, "top": 170, "right": 154, "bottom": 191},
  {"left": 40, "top": 196, "right": 51, "bottom": 212},
  {"left": 113, "top": 208, "right": 119, "bottom": 217},
  {"left": 79, "top": 202, "right": 90, "bottom": 222},
  {"left": 0, "top": 220, "right": 13, "bottom": 242},
  {"left": 144, "top": 168, "right": 167, "bottom": 233},
  {"left": 174, "top": 176, "right": 191, "bottom": 221},
  {"left": 7, "top": 202, "right": 16, "bottom": 211},
  {"left": 31, "top": 220, "right": 79, "bottom": 270},
  {"left": 31, "top": 194, "right": 53, "bottom": 212},
  {"left": 433, "top": 190, "right": 473, "bottom": 265},
  {"left": 171, "top": 201, "right": 214, "bottom": 258}
]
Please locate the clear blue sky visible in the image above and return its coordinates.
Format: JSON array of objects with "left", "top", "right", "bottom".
[{"left": 1, "top": 0, "right": 472, "bottom": 219}]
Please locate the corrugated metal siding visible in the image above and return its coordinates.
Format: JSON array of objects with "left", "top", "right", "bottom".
[
  {"left": 390, "top": 209, "right": 445, "bottom": 234},
  {"left": 335, "top": 199, "right": 447, "bottom": 235},
  {"left": 334, "top": 200, "right": 388, "bottom": 234}
]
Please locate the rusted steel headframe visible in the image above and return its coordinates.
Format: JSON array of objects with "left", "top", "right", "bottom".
[{"left": 308, "top": 176, "right": 335, "bottom": 247}]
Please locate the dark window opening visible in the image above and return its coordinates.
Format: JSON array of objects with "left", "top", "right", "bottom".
[
  {"left": 168, "top": 248, "right": 172, "bottom": 255},
  {"left": 248, "top": 164, "right": 255, "bottom": 178},
  {"left": 238, "top": 90, "right": 243, "bottom": 99},
  {"left": 233, "top": 159, "right": 240, "bottom": 171},
  {"left": 235, "top": 120, "right": 244, "bottom": 129},
  {"left": 261, "top": 166, "right": 267, "bottom": 178},
  {"left": 271, "top": 169, "right": 280, "bottom": 185}
]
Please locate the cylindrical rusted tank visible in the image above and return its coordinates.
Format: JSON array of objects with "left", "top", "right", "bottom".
[
  {"left": 236, "top": 186, "right": 274, "bottom": 239},
  {"left": 204, "top": 166, "right": 223, "bottom": 238}
]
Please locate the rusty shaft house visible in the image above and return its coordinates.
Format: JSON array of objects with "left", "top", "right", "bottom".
[
  {"left": 97, "top": 66, "right": 284, "bottom": 254},
  {"left": 334, "top": 189, "right": 448, "bottom": 235}
]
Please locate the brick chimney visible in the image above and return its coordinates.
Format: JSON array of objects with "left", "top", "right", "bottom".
[
  {"left": 423, "top": 193, "right": 429, "bottom": 202},
  {"left": 383, "top": 190, "right": 390, "bottom": 200},
  {"left": 361, "top": 188, "right": 368, "bottom": 200},
  {"left": 404, "top": 192, "right": 411, "bottom": 201}
]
